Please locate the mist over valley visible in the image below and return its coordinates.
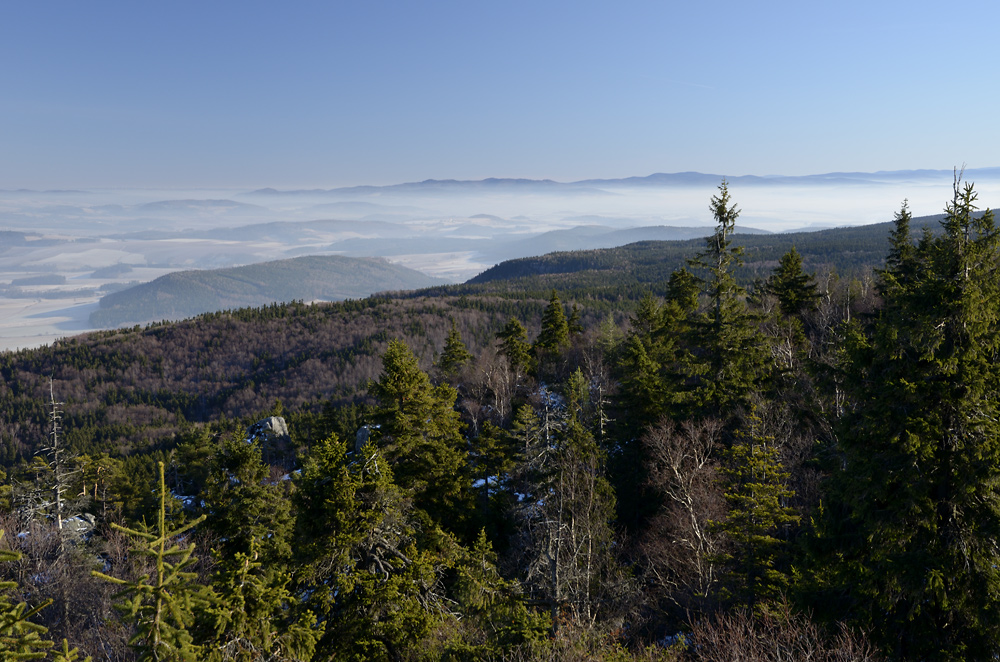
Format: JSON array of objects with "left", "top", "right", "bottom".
[{"left": 2, "top": 168, "right": 999, "bottom": 351}]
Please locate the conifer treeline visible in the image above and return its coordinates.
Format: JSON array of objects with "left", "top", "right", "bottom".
[{"left": 3, "top": 179, "right": 997, "bottom": 660}]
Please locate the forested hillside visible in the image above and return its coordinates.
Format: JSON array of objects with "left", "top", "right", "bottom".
[
  {"left": 90, "top": 255, "right": 446, "bottom": 327},
  {"left": 461, "top": 214, "right": 943, "bottom": 295},
  {"left": 1, "top": 184, "right": 998, "bottom": 661}
]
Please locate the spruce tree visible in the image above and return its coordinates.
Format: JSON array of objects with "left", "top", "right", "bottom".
[
  {"left": 199, "top": 436, "right": 316, "bottom": 661},
  {"left": 710, "top": 412, "right": 798, "bottom": 610},
  {"left": 687, "top": 180, "right": 768, "bottom": 413},
  {"left": 496, "top": 317, "right": 533, "bottom": 377},
  {"left": 768, "top": 247, "right": 819, "bottom": 318},
  {"left": 370, "top": 339, "right": 469, "bottom": 531},
  {"left": 823, "top": 180, "right": 1000, "bottom": 660},
  {"left": 567, "top": 303, "right": 584, "bottom": 336},
  {"left": 437, "top": 319, "right": 473, "bottom": 382},
  {"left": 534, "top": 291, "right": 570, "bottom": 355},
  {"left": 0, "top": 531, "right": 53, "bottom": 660},
  {"left": 201, "top": 434, "right": 293, "bottom": 564},
  {"left": 93, "top": 462, "right": 211, "bottom": 662},
  {"left": 293, "top": 435, "right": 441, "bottom": 660},
  {"left": 617, "top": 276, "right": 701, "bottom": 430}
]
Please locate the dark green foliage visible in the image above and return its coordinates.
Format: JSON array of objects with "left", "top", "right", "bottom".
[
  {"left": 687, "top": 181, "right": 769, "bottom": 413},
  {"left": 369, "top": 339, "right": 470, "bottom": 531},
  {"left": 0, "top": 181, "right": 985, "bottom": 661},
  {"left": 666, "top": 267, "right": 699, "bottom": 312},
  {"left": 496, "top": 317, "right": 533, "bottom": 377},
  {"left": 616, "top": 284, "right": 697, "bottom": 430},
  {"left": 710, "top": 413, "right": 798, "bottom": 610},
  {"left": 567, "top": 304, "right": 584, "bottom": 336},
  {"left": 768, "top": 247, "right": 819, "bottom": 318},
  {"left": 822, "top": 181, "right": 1000, "bottom": 660},
  {"left": 202, "top": 541, "right": 320, "bottom": 662},
  {"left": 437, "top": 319, "right": 474, "bottom": 381},
  {"left": 293, "top": 435, "right": 441, "bottom": 660},
  {"left": 201, "top": 434, "right": 293, "bottom": 564},
  {"left": 194, "top": 432, "right": 322, "bottom": 657},
  {"left": 533, "top": 290, "right": 570, "bottom": 354},
  {"left": 455, "top": 215, "right": 942, "bottom": 304},
  {"left": 450, "top": 530, "right": 551, "bottom": 655}
]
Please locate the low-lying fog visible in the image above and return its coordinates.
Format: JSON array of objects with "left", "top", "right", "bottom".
[{"left": 2, "top": 169, "right": 999, "bottom": 351}]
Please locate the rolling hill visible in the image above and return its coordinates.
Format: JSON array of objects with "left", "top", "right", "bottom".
[{"left": 89, "top": 255, "right": 445, "bottom": 327}]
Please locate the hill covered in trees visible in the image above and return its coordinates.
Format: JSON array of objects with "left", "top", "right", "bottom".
[
  {"left": 89, "top": 255, "right": 446, "bottom": 328},
  {"left": 3, "top": 184, "right": 1000, "bottom": 661},
  {"left": 454, "top": 214, "right": 945, "bottom": 297}
]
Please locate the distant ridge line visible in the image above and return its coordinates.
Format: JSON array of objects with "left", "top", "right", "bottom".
[{"left": 245, "top": 167, "right": 1000, "bottom": 196}]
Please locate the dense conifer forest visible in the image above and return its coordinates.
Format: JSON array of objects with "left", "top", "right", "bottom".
[{"left": 2, "top": 180, "right": 998, "bottom": 660}]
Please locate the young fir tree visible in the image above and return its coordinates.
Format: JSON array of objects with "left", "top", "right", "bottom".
[
  {"left": 820, "top": 180, "right": 1000, "bottom": 660},
  {"left": 710, "top": 412, "right": 798, "bottom": 611},
  {"left": 51, "top": 639, "right": 91, "bottom": 662},
  {"left": 687, "top": 180, "right": 769, "bottom": 413},
  {"left": 437, "top": 319, "right": 473, "bottom": 382},
  {"left": 202, "top": 541, "right": 319, "bottom": 662},
  {"left": 0, "top": 531, "right": 53, "bottom": 660},
  {"left": 93, "top": 462, "right": 212, "bottom": 662},
  {"left": 370, "top": 339, "right": 469, "bottom": 532}
]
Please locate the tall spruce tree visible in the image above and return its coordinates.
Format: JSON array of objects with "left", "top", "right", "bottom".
[
  {"left": 687, "top": 181, "right": 768, "bottom": 413},
  {"left": 534, "top": 291, "right": 570, "bottom": 357},
  {"left": 823, "top": 179, "right": 1000, "bottom": 660}
]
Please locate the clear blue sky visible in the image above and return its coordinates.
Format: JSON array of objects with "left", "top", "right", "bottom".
[{"left": 2, "top": 1, "right": 997, "bottom": 189}]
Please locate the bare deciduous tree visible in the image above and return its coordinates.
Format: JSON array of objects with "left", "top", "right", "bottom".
[{"left": 641, "top": 418, "right": 726, "bottom": 610}]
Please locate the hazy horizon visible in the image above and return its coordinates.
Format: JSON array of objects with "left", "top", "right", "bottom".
[
  {"left": 3, "top": 166, "right": 1000, "bottom": 352},
  {"left": 4, "top": 2, "right": 999, "bottom": 350}
]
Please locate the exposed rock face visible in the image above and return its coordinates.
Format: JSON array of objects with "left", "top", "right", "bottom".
[
  {"left": 247, "top": 416, "right": 293, "bottom": 469},
  {"left": 248, "top": 416, "right": 290, "bottom": 442},
  {"left": 355, "top": 425, "right": 371, "bottom": 454},
  {"left": 63, "top": 513, "right": 96, "bottom": 540}
]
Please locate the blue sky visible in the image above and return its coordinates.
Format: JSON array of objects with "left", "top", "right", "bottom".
[{"left": 2, "top": 1, "right": 998, "bottom": 188}]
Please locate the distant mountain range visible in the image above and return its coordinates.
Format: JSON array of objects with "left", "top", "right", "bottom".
[
  {"left": 90, "top": 255, "right": 446, "bottom": 328},
  {"left": 244, "top": 168, "right": 1000, "bottom": 198}
]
